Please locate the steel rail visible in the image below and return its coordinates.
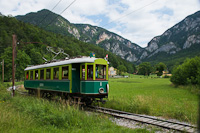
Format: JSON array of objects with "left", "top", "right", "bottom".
[{"left": 88, "top": 106, "right": 197, "bottom": 133}]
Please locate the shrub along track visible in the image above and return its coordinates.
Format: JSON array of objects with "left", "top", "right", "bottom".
[{"left": 87, "top": 106, "right": 197, "bottom": 133}]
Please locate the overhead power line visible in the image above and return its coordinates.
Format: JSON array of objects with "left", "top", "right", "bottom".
[
  {"left": 102, "top": 0, "right": 160, "bottom": 28},
  {"left": 38, "top": 0, "right": 63, "bottom": 26},
  {"left": 44, "top": 0, "right": 77, "bottom": 29}
]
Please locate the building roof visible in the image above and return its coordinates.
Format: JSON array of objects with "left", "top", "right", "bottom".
[{"left": 24, "top": 57, "right": 98, "bottom": 71}]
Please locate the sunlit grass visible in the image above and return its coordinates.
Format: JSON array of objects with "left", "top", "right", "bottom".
[
  {"left": 0, "top": 82, "right": 148, "bottom": 133},
  {"left": 102, "top": 75, "right": 198, "bottom": 124}
]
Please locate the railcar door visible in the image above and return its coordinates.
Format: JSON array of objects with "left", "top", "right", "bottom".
[{"left": 72, "top": 63, "right": 80, "bottom": 93}]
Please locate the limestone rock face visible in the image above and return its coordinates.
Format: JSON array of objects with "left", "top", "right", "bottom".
[
  {"left": 183, "top": 35, "right": 200, "bottom": 49},
  {"left": 142, "top": 11, "right": 200, "bottom": 62}
]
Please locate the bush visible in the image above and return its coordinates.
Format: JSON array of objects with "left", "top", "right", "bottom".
[
  {"left": 163, "top": 75, "right": 170, "bottom": 78},
  {"left": 198, "top": 68, "right": 200, "bottom": 86},
  {"left": 170, "top": 56, "right": 200, "bottom": 86}
]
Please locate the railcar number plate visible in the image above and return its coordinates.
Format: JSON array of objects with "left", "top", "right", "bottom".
[{"left": 39, "top": 83, "right": 44, "bottom": 87}]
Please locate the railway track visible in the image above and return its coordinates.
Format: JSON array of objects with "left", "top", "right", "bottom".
[
  {"left": 16, "top": 90, "right": 28, "bottom": 95},
  {"left": 88, "top": 106, "right": 197, "bottom": 133}
]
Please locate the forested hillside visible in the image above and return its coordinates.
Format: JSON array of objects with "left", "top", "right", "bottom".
[{"left": 0, "top": 16, "right": 135, "bottom": 81}]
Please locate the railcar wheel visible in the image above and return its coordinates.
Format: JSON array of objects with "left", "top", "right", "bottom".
[
  {"left": 84, "top": 98, "right": 93, "bottom": 106},
  {"left": 42, "top": 92, "right": 53, "bottom": 100},
  {"left": 28, "top": 89, "right": 36, "bottom": 95}
]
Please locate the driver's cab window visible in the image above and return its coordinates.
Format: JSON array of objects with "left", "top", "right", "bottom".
[
  {"left": 96, "top": 65, "right": 106, "bottom": 80},
  {"left": 87, "top": 65, "right": 93, "bottom": 80}
]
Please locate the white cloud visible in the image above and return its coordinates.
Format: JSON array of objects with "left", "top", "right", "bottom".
[
  {"left": 102, "top": 0, "right": 200, "bottom": 47},
  {"left": 0, "top": 0, "right": 200, "bottom": 47}
]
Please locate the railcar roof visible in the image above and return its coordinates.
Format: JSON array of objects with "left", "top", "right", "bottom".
[{"left": 24, "top": 57, "right": 102, "bottom": 71}]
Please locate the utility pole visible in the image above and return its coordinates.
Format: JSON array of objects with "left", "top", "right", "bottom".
[
  {"left": 2, "top": 59, "right": 4, "bottom": 82},
  {"left": 198, "top": 95, "right": 200, "bottom": 133},
  {"left": 12, "top": 34, "right": 16, "bottom": 97}
]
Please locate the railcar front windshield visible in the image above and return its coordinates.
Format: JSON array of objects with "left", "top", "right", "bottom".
[{"left": 96, "top": 65, "right": 106, "bottom": 80}]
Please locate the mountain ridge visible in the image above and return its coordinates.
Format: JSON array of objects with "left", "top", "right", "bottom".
[
  {"left": 141, "top": 10, "right": 200, "bottom": 69},
  {"left": 16, "top": 9, "right": 145, "bottom": 62},
  {"left": 16, "top": 9, "right": 200, "bottom": 68}
]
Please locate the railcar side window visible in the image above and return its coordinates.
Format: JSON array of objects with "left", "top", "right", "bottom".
[
  {"left": 35, "top": 70, "right": 38, "bottom": 80},
  {"left": 82, "top": 65, "right": 85, "bottom": 80},
  {"left": 87, "top": 65, "right": 93, "bottom": 80},
  {"left": 30, "top": 71, "right": 33, "bottom": 80},
  {"left": 96, "top": 65, "right": 106, "bottom": 80},
  {"left": 40, "top": 69, "right": 44, "bottom": 79},
  {"left": 46, "top": 68, "right": 51, "bottom": 79},
  {"left": 62, "top": 66, "right": 68, "bottom": 79},
  {"left": 54, "top": 67, "right": 59, "bottom": 79},
  {"left": 26, "top": 71, "right": 29, "bottom": 80}
]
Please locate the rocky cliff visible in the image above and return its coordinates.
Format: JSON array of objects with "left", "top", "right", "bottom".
[{"left": 142, "top": 11, "right": 200, "bottom": 62}]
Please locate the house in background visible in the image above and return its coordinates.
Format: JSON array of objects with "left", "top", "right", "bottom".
[
  {"left": 108, "top": 67, "right": 117, "bottom": 76},
  {"left": 162, "top": 71, "right": 172, "bottom": 77}
]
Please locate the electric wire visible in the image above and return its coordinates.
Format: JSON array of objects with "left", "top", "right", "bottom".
[
  {"left": 101, "top": 0, "right": 160, "bottom": 28},
  {"left": 38, "top": 0, "right": 63, "bottom": 26},
  {"left": 44, "top": 0, "right": 77, "bottom": 29}
]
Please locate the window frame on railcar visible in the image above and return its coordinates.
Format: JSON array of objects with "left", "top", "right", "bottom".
[
  {"left": 80, "top": 59, "right": 108, "bottom": 81},
  {"left": 24, "top": 64, "right": 71, "bottom": 81}
]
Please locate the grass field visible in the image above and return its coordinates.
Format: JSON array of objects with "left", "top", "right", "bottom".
[
  {"left": 0, "top": 76, "right": 198, "bottom": 132},
  {"left": 0, "top": 82, "right": 150, "bottom": 133},
  {"left": 101, "top": 75, "right": 199, "bottom": 124}
]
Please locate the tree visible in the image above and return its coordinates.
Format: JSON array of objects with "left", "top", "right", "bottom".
[
  {"left": 0, "top": 47, "right": 31, "bottom": 81},
  {"left": 170, "top": 65, "right": 187, "bottom": 85},
  {"left": 156, "top": 62, "right": 167, "bottom": 76},
  {"left": 125, "top": 63, "right": 135, "bottom": 74},
  {"left": 170, "top": 56, "right": 200, "bottom": 86},
  {"left": 117, "top": 65, "right": 127, "bottom": 75},
  {"left": 15, "top": 50, "right": 31, "bottom": 81},
  {"left": 0, "top": 16, "right": 136, "bottom": 81},
  {"left": 29, "top": 49, "right": 43, "bottom": 65},
  {"left": 0, "top": 47, "right": 12, "bottom": 81},
  {"left": 197, "top": 67, "right": 200, "bottom": 86},
  {"left": 138, "top": 62, "right": 152, "bottom": 76}
]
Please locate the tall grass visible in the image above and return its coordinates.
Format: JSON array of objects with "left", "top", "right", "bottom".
[
  {"left": 102, "top": 75, "right": 198, "bottom": 124},
  {"left": 0, "top": 82, "right": 148, "bottom": 132}
]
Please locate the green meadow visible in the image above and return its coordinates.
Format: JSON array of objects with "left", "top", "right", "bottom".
[
  {"left": 0, "top": 75, "right": 198, "bottom": 132},
  {"left": 0, "top": 82, "right": 149, "bottom": 133},
  {"left": 101, "top": 75, "right": 199, "bottom": 124}
]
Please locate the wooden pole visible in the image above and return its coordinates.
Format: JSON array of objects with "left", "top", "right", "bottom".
[
  {"left": 12, "top": 34, "right": 16, "bottom": 97},
  {"left": 2, "top": 59, "right": 4, "bottom": 82},
  {"left": 198, "top": 95, "right": 200, "bottom": 132}
]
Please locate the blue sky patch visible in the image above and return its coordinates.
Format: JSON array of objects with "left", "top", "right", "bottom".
[
  {"left": 87, "top": 14, "right": 110, "bottom": 26},
  {"left": 152, "top": 6, "right": 174, "bottom": 16}
]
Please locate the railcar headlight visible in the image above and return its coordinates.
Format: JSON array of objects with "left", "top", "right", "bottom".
[
  {"left": 106, "top": 84, "right": 109, "bottom": 93},
  {"left": 99, "top": 88, "right": 104, "bottom": 94}
]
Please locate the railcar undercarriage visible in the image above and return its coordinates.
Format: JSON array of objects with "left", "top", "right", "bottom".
[{"left": 27, "top": 88, "right": 107, "bottom": 105}]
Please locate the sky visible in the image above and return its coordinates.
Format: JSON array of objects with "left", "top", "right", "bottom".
[{"left": 0, "top": 0, "right": 200, "bottom": 47}]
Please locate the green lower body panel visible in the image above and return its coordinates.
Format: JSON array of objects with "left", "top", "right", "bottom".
[
  {"left": 24, "top": 80, "right": 70, "bottom": 92},
  {"left": 80, "top": 81, "right": 108, "bottom": 94}
]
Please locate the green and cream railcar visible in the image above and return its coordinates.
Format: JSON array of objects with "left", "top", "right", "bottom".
[{"left": 24, "top": 57, "right": 109, "bottom": 103}]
